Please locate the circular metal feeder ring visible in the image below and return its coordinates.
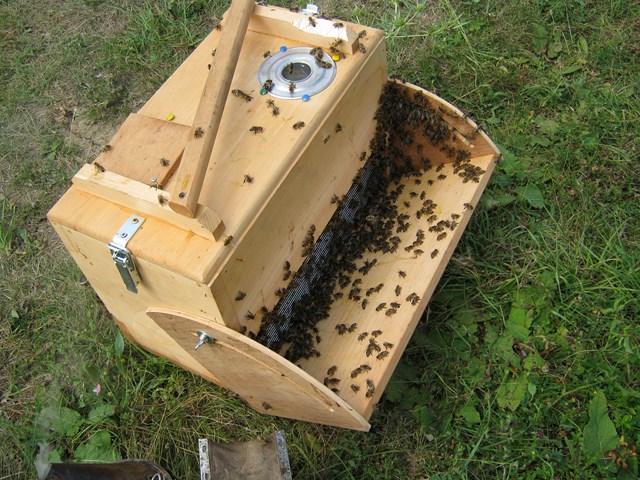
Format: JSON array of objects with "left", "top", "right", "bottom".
[{"left": 258, "top": 47, "right": 336, "bottom": 100}]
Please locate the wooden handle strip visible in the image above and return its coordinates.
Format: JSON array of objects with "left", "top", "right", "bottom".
[{"left": 169, "top": 0, "right": 255, "bottom": 218}]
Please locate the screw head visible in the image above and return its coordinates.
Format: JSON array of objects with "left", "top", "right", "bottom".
[{"left": 120, "top": 232, "right": 128, "bottom": 238}]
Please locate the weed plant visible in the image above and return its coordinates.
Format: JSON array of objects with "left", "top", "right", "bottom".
[{"left": 1, "top": 0, "right": 638, "bottom": 478}]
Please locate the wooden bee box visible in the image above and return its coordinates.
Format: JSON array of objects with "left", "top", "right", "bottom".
[{"left": 48, "top": 4, "right": 499, "bottom": 431}]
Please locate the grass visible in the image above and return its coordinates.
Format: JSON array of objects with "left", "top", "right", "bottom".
[{"left": 1, "top": 0, "right": 639, "bottom": 478}]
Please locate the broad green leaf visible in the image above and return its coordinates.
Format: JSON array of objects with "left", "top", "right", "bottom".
[
  {"left": 88, "top": 403, "right": 116, "bottom": 423},
  {"left": 74, "top": 430, "right": 122, "bottom": 463},
  {"left": 536, "top": 117, "right": 560, "bottom": 137},
  {"left": 38, "top": 406, "right": 83, "bottom": 436},
  {"left": 482, "top": 192, "right": 515, "bottom": 210},
  {"left": 527, "top": 381, "right": 537, "bottom": 398},
  {"left": 458, "top": 403, "right": 481, "bottom": 425},
  {"left": 547, "top": 41, "right": 563, "bottom": 59},
  {"left": 527, "top": 134, "right": 551, "bottom": 147},
  {"left": 583, "top": 391, "right": 618, "bottom": 461},
  {"left": 506, "top": 306, "right": 532, "bottom": 340},
  {"left": 578, "top": 36, "right": 589, "bottom": 56},
  {"left": 515, "top": 184, "right": 545, "bottom": 209},
  {"left": 115, "top": 331, "right": 124, "bottom": 357},
  {"left": 496, "top": 373, "right": 528, "bottom": 411}
]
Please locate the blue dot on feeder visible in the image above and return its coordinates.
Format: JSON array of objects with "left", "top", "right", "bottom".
[
  {"left": 301, "top": 94, "right": 310, "bottom": 102},
  {"left": 280, "top": 46, "right": 287, "bottom": 52}
]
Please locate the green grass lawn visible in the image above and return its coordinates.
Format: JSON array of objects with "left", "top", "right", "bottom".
[{"left": 1, "top": 0, "right": 639, "bottom": 478}]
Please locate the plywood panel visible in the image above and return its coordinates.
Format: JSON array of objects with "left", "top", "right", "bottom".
[{"left": 148, "top": 308, "right": 370, "bottom": 430}]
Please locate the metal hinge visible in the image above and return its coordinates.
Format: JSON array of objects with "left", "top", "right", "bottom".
[{"left": 108, "top": 215, "right": 145, "bottom": 293}]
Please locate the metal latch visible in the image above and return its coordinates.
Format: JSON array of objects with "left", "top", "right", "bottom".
[{"left": 108, "top": 215, "right": 145, "bottom": 293}]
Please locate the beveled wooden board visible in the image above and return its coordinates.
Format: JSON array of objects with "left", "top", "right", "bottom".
[
  {"left": 97, "top": 113, "right": 189, "bottom": 186},
  {"left": 147, "top": 307, "right": 370, "bottom": 430}
]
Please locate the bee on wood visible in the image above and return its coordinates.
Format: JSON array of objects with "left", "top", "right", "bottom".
[
  {"left": 376, "top": 303, "right": 387, "bottom": 312},
  {"left": 431, "top": 249, "right": 439, "bottom": 258},
  {"left": 160, "top": 158, "right": 170, "bottom": 167},
  {"left": 158, "top": 195, "right": 167, "bottom": 206},
  {"left": 359, "top": 151, "right": 367, "bottom": 161},
  {"left": 215, "top": 22, "right": 222, "bottom": 30},
  {"left": 223, "top": 235, "right": 233, "bottom": 246},
  {"left": 263, "top": 50, "right": 271, "bottom": 58},
  {"left": 415, "top": 179, "right": 422, "bottom": 185},
  {"left": 358, "top": 29, "right": 367, "bottom": 38},
  {"left": 398, "top": 271, "right": 406, "bottom": 278},
  {"left": 260, "top": 306, "right": 269, "bottom": 314},
  {"left": 348, "top": 323, "right": 358, "bottom": 332},
  {"left": 101, "top": 144, "right": 112, "bottom": 152},
  {"left": 403, "top": 201, "right": 411, "bottom": 208},
  {"left": 413, "top": 249, "right": 423, "bottom": 257},
  {"left": 235, "top": 291, "right": 246, "bottom": 301},
  {"left": 283, "top": 270, "right": 291, "bottom": 281},
  {"left": 271, "top": 105, "right": 280, "bottom": 118},
  {"left": 427, "top": 214, "right": 438, "bottom": 224},
  {"left": 437, "top": 232, "right": 447, "bottom": 241},
  {"left": 395, "top": 285, "right": 402, "bottom": 296},
  {"left": 366, "top": 339, "right": 381, "bottom": 357},
  {"left": 331, "top": 387, "right": 339, "bottom": 393},
  {"left": 383, "top": 342, "right": 394, "bottom": 350},
  {"left": 194, "top": 127, "right": 204, "bottom": 137},
  {"left": 357, "top": 332, "right": 368, "bottom": 341},
  {"left": 243, "top": 174, "right": 254, "bottom": 184},
  {"left": 289, "top": 6, "right": 299, "bottom": 11},
  {"left": 376, "top": 351, "right": 389, "bottom": 361},
  {"left": 335, "top": 324, "right": 348, "bottom": 335},
  {"left": 293, "top": 121, "right": 306, "bottom": 130},
  {"left": 365, "top": 379, "right": 375, "bottom": 398},
  {"left": 427, "top": 179, "right": 434, "bottom": 185},
  {"left": 451, "top": 213, "right": 460, "bottom": 220},
  {"left": 438, "top": 174, "right": 447, "bottom": 180},
  {"left": 275, "top": 287, "right": 286, "bottom": 298},
  {"left": 249, "top": 126, "right": 263, "bottom": 134},
  {"left": 420, "top": 191, "right": 426, "bottom": 200},
  {"left": 231, "top": 89, "right": 252, "bottom": 102},
  {"left": 436, "top": 164, "right": 445, "bottom": 172},
  {"left": 308, "top": 16, "right": 316, "bottom": 27},
  {"left": 324, "top": 377, "right": 340, "bottom": 386},
  {"left": 361, "top": 299, "right": 368, "bottom": 310},
  {"left": 93, "top": 162, "right": 105, "bottom": 173},
  {"left": 261, "top": 401, "right": 272, "bottom": 410},
  {"left": 246, "top": 311, "right": 255, "bottom": 320},
  {"left": 322, "top": 133, "right": 331, "bottom": 143},
  {"left": 327, "top": 365, "right": 338, "bottom": 376},
  {"left": 351, "top": 367, "right": 362, "bottom": 378},
  {"left": 335, "top": 123, "right": 343, "bottom": 133},
  {"left": 390, "top": 302, "right": 400, "bottom": 309},
  {"left": 385, "top": 308, "right": 397, "bottom": 317},
  {"left": 333, "top": 291, "right": 343, "bottom": 299},
  {"left": 351, "top": 384, "right": 360, "bottom": 392},
  {"left": 333, "top": 22, "right": 344, "bottom": 28},
  {"left": 463, "top": 202, "right": 474, "bottom": 210},
  {"left": 359, "top": 43, "right": 366, "bottom": 54},
  {"left": 239, "top": 325, "right": 247, "bottom": 334},
  {"left": 371, "top": 330, "right": 382, "bottom": 338},
  {"left": 361, "top": 364, "right": 371, "bottom": 371}
]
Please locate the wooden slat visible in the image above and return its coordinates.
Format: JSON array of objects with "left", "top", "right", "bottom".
[
  {"left": 148, "top": 307, "right": 370, "bottom": 430},
  {"left": 169, "top": 0, "right": 255, "bottom": 218}
]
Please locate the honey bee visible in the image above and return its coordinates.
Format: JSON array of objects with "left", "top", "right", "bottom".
[
  {"left": 371, "top": 330, "right": 382, "bottom": 338},
  {"left": 327, "top": 365, "right": 338, "bottom": 376},
  {"left": 451, "top": 213, "right": 460, "bottom": 220},
  {"left": 431, "top": 249, "right": 439, "bottom": 258},
  {"left": 361, "top": 299, "right": 369, "bottom": 310},
  {"left": 249, "top": 126, "right": 263, "bottom": 134},
  {"left": 437, "top": 232, "right": 447, "bottom": 241},
  {"left": 376, "top": 303, "right": 387, "bottom": 312},
  {"left": 322, "top": 134, "right": 331, "bottom": 143},
  {"left": 194, "top": 127, "right": 204, "bottom": 137},
  {"left": 289, "top": 6, "right": 299, "bottom": 11},
  {"left": 348, "top": 322, "right": 358, "bottom": 332},
  {"left": 308, "top": 16, "right": 316, "bottom": 27},
  {"left": 157, "top": 195, "right": 167, "bottom": 206},
  {"left": 160, "top": 158, "right": 170, "bottom": 167},
  {"left": 361, "top": 364, "right": 371, "bottom": 371},
  {"left": 390, "top": 302, "right": 400, "bottom": 309},
  {"left": 357, "top": 332, "right": 368, "bottom": 341},
  {"left": 333, "top": 22, "right": 344, "bottom": 28},
  {"left": 335, "top": 324, "right": 348, "bottom": 335},
  {"left": 243, "top": 174, "right": 254, "bottom": 184},
  {"left": 414, "top": 249, "right": 424, "bottom": 257},
  {"left": 231, "top": 89, "right": 253, "bottom": 102},
  {"left": 239, "top": 325, "right": 247, "bottom": 334},
  {"left": 415, "top": 179, "right": 422, "bottom": 185},
  {"left": 395, "top": 285, "right": 402, "bottom": 296},
  {"left": 398, "top": 271, "right": 406, "bottom": 278},
  {"left": 438, "top": 174, "right": 447, "bottom": 180},
  {"left": 351, "top": 384, "right": 360, "bottom": 392},
  {"left": 323, "top": 377, "right": 340, "bottom": 386},
  {"left": 101, "top": 144, "right": 112, "bottom": 153},
  {"left": 358, "top": 30, "right": 367, "bottom": 39},
  {"left": 436, "top": 164, "right": 445, "bottom": 172},
  {"left": 283, "top": 270, "right": 291, "bottom": 281},
  {"left": 385, "top": 308, "right": 397, "bottom": 316},
  {"left": 359, "top": 43, "right": 366, "bottom": 54},
  {"left": 293, "top": 121, "right": 306, "bottom": 130},
  {"left": 235, "top": 291, "right": 246, "bottom": 301},
  {"left": 463, "top": 202, "right": 474, "bottom": 210},
  {"left": 263, "top": 50, "right": 271, "bottom": 58},
  {"left": 262, "top": 79, "right": 274, "bottom": 92},
  {"left": 289, "top": 82, "right": 296, "bottom": 93},
  {"left": 261, "top": 401, "right": 272, "bottom": 410},
  {"left": 376, "top": 351, "right": 389, "bottom": 360},
  {"left": 359, "top": 151, "right": 367, "bottom": 161},
  {"left": 246, "top": 311, "right": 255, "bottom": 320},
  {"left": 365, "top": 379, "right": 375, "bottom": 398},
  {"left": 93, "top": 162, "right": 105, "bottom": 173},
  {"left": 223, "top": 235, "right": 233, "bottom": 246},
  {"left": 215, "top": 23, "right": 222, "bottom": 30},
  {"left": 335, "top": 123, "right": 343, "bottom": 133},
  {"left": 383, "top": 342, "right": 394, "bottom": 350}
]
